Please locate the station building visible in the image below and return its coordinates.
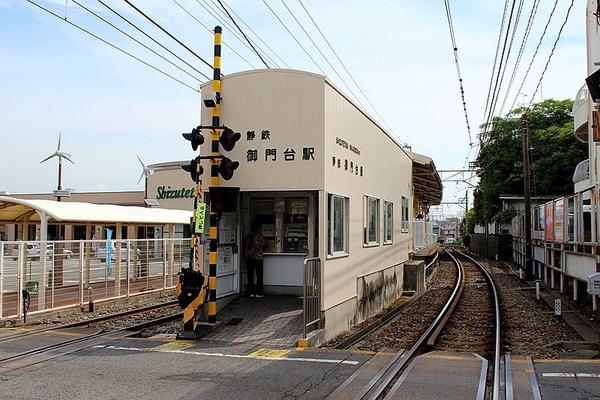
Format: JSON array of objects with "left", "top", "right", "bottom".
[
  {"left": 145, "top": 69, "right": 442, "bottom": 340},
  {"left": 0, "top": 69, "right": 442, "bottom": 341}
]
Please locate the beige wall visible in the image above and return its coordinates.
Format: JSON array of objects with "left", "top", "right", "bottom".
[
  {"left": 322, "top": 83, "right": 413, "bottom": 311},
  {"left": 200, "top": 70, "right": 325, "bottom": 191},
  {"left": 147, "top": 165, "right": 196, "bottom": 211}
]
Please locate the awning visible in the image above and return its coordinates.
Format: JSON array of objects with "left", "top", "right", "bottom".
[
  {"left": 0, "top": 196, "right": 191, "bottom": 225},
  {"left": 409, "top": 152, "right": 443, "bottom": 206}
]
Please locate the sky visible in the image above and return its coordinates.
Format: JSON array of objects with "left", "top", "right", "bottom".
[{"left": 0, "top": 0, "right": 587, "bottom": 218}]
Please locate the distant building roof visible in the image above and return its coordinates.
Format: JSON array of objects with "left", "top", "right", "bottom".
[{"left": 409, "top": 151, "right": 443, "bottom": 206}]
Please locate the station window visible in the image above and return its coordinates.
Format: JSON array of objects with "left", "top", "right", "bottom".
[
  {"left": 364, "top": 196, "right": 380, "bottom": 246},
  {"left": 581, "top": 190, "right": 593, "bottom": 242},
  {"left": 328, "top": 194, "right": 349, "bottom": 256},
  {"left": 384, "top": 201, "right": 394, "bottom": 244},
  {"left": 567, "top": 196, "right": 576, "bottom": 242},
  {"left": 401, "top": 196, "right": 409, "bottom": 232}
]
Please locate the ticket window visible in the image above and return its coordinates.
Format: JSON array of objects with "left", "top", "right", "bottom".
[{"left": 250, "top": 198, "right": 309, "bottom": 255}]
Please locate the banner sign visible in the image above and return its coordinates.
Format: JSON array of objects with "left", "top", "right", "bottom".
[
  {"left": 554, "top": 198, "right": 564, "bottom": 243},
  {"left": 544, "top": 202, "right": 554, "bottom": 241},
  {"left": 106, "top": 229, "right": 113, "bottom": 276},
  {"left": 195, "top": 203, "right": 206, "bottom": 234}
]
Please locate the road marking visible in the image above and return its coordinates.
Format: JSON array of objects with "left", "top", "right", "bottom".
[
  {"left": 155, "top": 342, "right": 194, "bottom": 351},
  {"left": 422, "top": 353, "right": 476, "bottom": 361},
  {"left": 249, "top": 348, "right": 290, "bottom": 358},
  {"left": 543, "top": 373, "right": 600, "bottom": 378},
  {"left": 93, "top": 345, "right": 359, "bottom": 365}
]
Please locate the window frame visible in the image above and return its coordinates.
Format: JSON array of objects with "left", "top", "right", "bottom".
[
  {"left": 364, "top": 195, "right": 380, "bottom": 247},
  {"left": 328, "top": 193, "right": 349, "bottom": 257},
  {"left": 401, "top": 196, "right": 409, "bottom": 233},
  {"left": 383, "top": 200, "right": 394, "bottom": 245}
]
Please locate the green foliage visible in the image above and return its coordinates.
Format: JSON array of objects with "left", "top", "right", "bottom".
[{"left": 473, "top": 99, "right": 587, "bottom": 224}]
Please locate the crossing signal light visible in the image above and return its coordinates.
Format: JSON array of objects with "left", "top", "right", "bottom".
[
  {"left": 219, "top": 128, "right": 241, "bottom": 151},
  {"left": 182, "top": 127, "right": 205, "bottom": 151},
  {"left": 182, "top": 157, "right": 204, "bottom": 182},
  {"left": 218, "top": 157, "right": 239, "bottom": 181},
  {"left": 209, "top": 187, "right": 240, "bottom": 213}
]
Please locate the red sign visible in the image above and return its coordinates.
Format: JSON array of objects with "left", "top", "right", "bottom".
[{"left": 545, "top": 202, "right": 554, "bottom": 241}]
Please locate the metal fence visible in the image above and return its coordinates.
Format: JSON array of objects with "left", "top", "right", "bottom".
[
  {"left": 303, "top": 257, "right": 321, "bottom": 338},
  {"left": 413, "top": 220, "right": 438, "bottom": 250},
  {"left": 0, "top": 238, "right": 191, "bottom": 320}
]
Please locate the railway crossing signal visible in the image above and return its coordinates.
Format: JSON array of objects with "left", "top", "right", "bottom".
[
  {"left": 182, "top": 126, "right": 205, "bottom": 151},
  {"left": 181, "top": 157, "right": 204, "bottom": 182},
  {"left": 219, "top": 127, "right": 241, "bottom": 151}
]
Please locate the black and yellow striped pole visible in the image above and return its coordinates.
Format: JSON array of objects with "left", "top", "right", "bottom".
[{"left": 207, "top": 25, "right": 222, "bottom": 324}]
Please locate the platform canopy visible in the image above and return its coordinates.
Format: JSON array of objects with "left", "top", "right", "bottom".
[
  {"left": 0, "top": 196, "right": 191, "bottom": 225},
  {"left": 409, "top": 152, "right": 443, "bottom": 206}
]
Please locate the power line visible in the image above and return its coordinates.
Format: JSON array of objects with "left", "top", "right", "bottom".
[
  {"left": 71, "top": 0, "right": 204, "bottom": 84},
  {"left": 499, "top": 0, "right": 542, "bottom": 115},
  {"left": 528, "top": 0, "right": 575, "bottom": 105},
  {"left": 443, "top": 0, "right": 473, "bottom": 146},
  {"left": 196, "top": 0, "right": 280, "bottom": 68},
  {"left": 487, "top": 0, "right": 525, "bottom": 127},
  {"left": 97, "top": 0, "right": 210, "bottom": 81},
  {"left": 123, "top": 0, "right": 216, "bottom": 73},
  {"left": 483, "top": 0, "right": 518, "bottom": 134},
  {"left": 295, "top": 0, "right": 402, "bottom": 142},
  {"left": 262, "top": 0, "right": 326, "bottom": 75},
  {"left": 171, "top": 0, "right": 256, "bottom": 69},
  {"left": 26, "top": 0, "right": 199, "bottom": 93},
  {"left": 279, "top": 0, "right": 364, "bottom": 108},
  {"left": 215, "top": 0, "right": 270, "bottom": 68},
  {"left": 509, "top": 0, "right": 561, "bottom": 112},
  {"left": 219, "top": 0, "right": 290, "bottom": 67}
]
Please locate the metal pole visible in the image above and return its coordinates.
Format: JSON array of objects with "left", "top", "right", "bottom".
[
  {"left": 0, "top": 242, "right": 3, "bottom": 319},
  {"left": 207, "top": 25, "right": 223, "bottom": 324},
  {"left": 522, "top": 114, "right": 533, "bottom": 279},
  {"left": 79, "top": 241, "right": 84, "bottom": 307}
]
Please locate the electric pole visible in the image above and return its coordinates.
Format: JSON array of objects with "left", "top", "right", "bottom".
[{"left": 522, "top": 113, "right": 533, "bottom": 279}]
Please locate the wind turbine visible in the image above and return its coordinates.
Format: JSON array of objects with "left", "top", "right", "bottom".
[
  {"left": 40, "top": 133, "right": 74, "bottom": 202},
  {"left": 137, "top": 155, "right": 154, "bottom": 201}
]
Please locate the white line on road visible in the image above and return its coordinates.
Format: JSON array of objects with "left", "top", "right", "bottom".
[
  {"left": 542, "top": 373, "right": 600, "bottom": 378},
  {"left": 93, "top": 344, "right": 360, "bottom": 365}
]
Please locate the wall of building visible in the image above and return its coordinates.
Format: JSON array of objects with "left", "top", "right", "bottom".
[{"left": 321, "top": 82, "right": 413, "bottom": 334}]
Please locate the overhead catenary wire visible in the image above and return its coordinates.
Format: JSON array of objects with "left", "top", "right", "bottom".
[
  {"left": 498, "top": 0, "right": 542, "bottom": 115},
  {"left": 508, "top": 0, "right": 561, "bottom": 112},
  {"left": 443, "top": 0, "right": 473, "bottom": 146},
  {"left": 196, "top": 0, "right": 280, "bottom": 68},
  {"left": 295, "top": 0, "right": 404, "bottom": 144},
  {"left": 97, "top": 0, "right": 210, "bottom": 81},
  {"left": 527, "top": 0, "right": 575, "bottom": 106},
  {"left": 123, "top": 0, "right": 216, "bottom": 74},
  {"left": 171, "top": 0, "right": 256, "bottom": 69},
  {"left": 215, "top": 0, "right": 270, "bottom": 68},
  {"left": 219, "top": 0, "right": 290, "bottom": 67},
  {"left": 279, "top": 0, "right": 365, "bottom": 109},
  {"left": 262, "top": 0, "right": 326, "bottom": 75},
  {"left": 26, "top": 0, "right": 200, "bottom": 92},
  {"left": 70, "top": 0, "right": 204, "bottom": 84}
]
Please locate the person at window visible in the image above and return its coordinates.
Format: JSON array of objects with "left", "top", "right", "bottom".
[{"left": 245, "top": 221, "right": 267, "bottom": 298}]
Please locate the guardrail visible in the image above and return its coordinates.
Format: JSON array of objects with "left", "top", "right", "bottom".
[
  {"left": 0, "top": 238, "right": 190, "bottom": 320},
  {"left": 303, "top": 257, "right": 321, "bottom": 338}
]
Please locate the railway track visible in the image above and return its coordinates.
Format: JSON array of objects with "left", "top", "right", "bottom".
[
  {"left": 0, "top": 299, "right": 179, "bottom": 344},
  {"left": 0, "top": 302, "right": 182, "bottom": 372},
  {"left": 332, "top": 248, "right": 502, "bottom": 400}
]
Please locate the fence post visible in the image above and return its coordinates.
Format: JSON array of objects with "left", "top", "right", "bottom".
[
  {"left": 0, "top": 242, "right": 3, "bottom": 319},
  {"left": 17, "top": 242, "right": 24, "bottom": 319},
  {"left": 79, "top": 241, "right": 84, "bottom": 307},
  {"left": 162, "top": 239, "right": 167, "bottom": 291},
  {"left": 126, "top": 239, "right": 131, "bottom": 298}
]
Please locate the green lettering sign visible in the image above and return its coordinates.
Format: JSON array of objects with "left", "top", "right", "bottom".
[
  {"left": 195, "top": 203, "right": 206, "bottom": 233},
  {"left": 156, "top": 186, "right": 195, "bottom": 200}
]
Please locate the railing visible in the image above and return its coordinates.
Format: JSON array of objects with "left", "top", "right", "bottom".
[
  {"left": 413, "top": 220, "right": 438, "bottom": 250},
  {"left": 303, "top": 257, "right": 321, "bottom": 338},
  {"left": 0, "top": 238, "right": 190, "bottom": 320}
]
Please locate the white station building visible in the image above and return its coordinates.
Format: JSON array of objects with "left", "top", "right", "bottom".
[{"left": 146, "top": 69, "right": 442, "bottom": 339}]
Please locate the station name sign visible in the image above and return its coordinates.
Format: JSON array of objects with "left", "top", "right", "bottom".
[
  {"left": 157, "top": 186, "right": 194, "bottom": 200},
  {"left": 336, "top": 137, "right": 360, "bottom": 156}
]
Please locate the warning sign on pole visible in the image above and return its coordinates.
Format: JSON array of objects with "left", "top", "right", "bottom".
[{"left": 195, "top": 203, "right": 206, "bottom": 234}]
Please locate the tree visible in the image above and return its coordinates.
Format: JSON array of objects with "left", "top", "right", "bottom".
[{"left": 472, "top": 99, "right": 587, "bottom": 225}]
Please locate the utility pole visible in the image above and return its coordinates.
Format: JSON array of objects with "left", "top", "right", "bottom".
[{"left": 522, "top": 113, "right": 533, "bottom": 279}]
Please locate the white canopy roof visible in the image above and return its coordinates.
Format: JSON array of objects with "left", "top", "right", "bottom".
[{"left": 0, "top": 196, "right": 191, "bottom": 225}]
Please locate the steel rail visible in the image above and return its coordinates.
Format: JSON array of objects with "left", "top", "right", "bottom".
[
  {"left": 336, "top": 253, "right": 441, "bottom": 350},
  {"left": 0, "top": 300, "right": 178, "bottom": 344},
  {"left": 455, "top": 249, "right": 502, "bottom": 400},
  {"left": 0, "top": 311, "right": 182, "bottom": 367},
  {"left": 354, "top": 249, "right": 464, "bottom": 400}
]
